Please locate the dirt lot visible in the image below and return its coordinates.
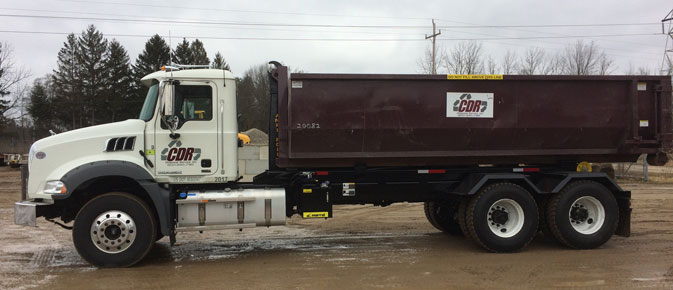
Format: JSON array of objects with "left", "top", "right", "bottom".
[{"left": 2, "top": 166, "right": 673, "bottom": 289}]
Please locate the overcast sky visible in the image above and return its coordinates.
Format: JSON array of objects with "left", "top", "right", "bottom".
[{"left": 1, "top": 0, "right": 671, "bottom": 81}]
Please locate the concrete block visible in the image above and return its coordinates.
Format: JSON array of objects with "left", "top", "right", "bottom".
[
  {"left": 259, "top": 146, "right": 269, "bottom": 160},
  {"left": 245, "top": 159, "right": 269, "bottom": 175},
  {"left": 237, "top": 160, "right": 246, "bottom": 176},
  {"left": 238, "top": 146, "right": 260, "bottom": 160}
]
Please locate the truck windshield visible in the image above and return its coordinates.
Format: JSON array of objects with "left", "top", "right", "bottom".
[{"left": 139, "top": 83, "right": 159, "bottom": 121}]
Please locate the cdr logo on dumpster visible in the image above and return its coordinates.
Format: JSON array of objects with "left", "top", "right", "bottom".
[{"left": 446, "top": 92, "right": 494, "bottom": 118}]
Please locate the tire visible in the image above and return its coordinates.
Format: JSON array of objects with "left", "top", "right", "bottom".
[
  {"left": 537, "top": 198, "right": 552, "bottom": 236},
  {"left": 465, "top": 183, "right": 538, "bottom": 252},
  {"left": 424, "top": 202, "right": 445, "bottom": 231},
  {"left": 424, "top": 201, "right": 463, "bottom": 236},
  {"left": 546, "top": 180, "right": 618, "bottom": 249},
  {"left": 73, "top": 192, "right": 157, "bottom": 267},
  {"left": 458, "top": 198, "right": 472, "bottom": 241}
]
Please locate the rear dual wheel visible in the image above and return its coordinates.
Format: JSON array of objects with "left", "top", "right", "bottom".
[
  {"left": 462, "top": 183, "right": 539, "bottom": 252},
  {"left": 424, "top": 201, "right": 463, "bottom": 236},
  {"left": 546, "top": 181, "right": 618, "bottom": 249}
]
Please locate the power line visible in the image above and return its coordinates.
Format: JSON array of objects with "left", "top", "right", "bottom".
[
  {"left": 436, "top": 33, "right": 659, "bottom": 41},
  {"left": 0, "top": 8, "right": 426, "bottom": 37},
  {"left": 0, "top": 14, "right": 661, "bottom": 30},
  {"left": 436, "top": 23, "right": 659, "bottom": 29},
  {"left": 5, "top": 7, "right": 661, "bottom": 56},
  {"left": 55, "top": 0, "right": 433, "bottom": 21},
  {"left": 438, "top": 28, "right": 662, "bottom": 56},
  {"left": 0, "top": 13, "right": 428, "bottom": 29},
  {"left": 54, "top": 0, "right": 663, "bottom": 29},
  {"left": 0, "top": 29, "right": 659, "bottom": 42},
  {"left": 434, "top": 19, "right": 661, "bottom": 48}
]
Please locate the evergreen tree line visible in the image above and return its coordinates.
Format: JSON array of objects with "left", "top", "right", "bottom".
[{"left": 28, "top": 25, "right": 232, "bottom": 135}]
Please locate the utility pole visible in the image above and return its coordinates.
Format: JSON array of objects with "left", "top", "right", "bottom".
[
  {"left": 661, "top": 9, "right": 673, "bottom": 75},
  {"left": 425, "top": 19, "right": 441, "bottom": 74}
]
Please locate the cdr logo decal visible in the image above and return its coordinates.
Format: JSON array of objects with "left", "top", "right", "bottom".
[
  {"left": 446, "top": 92, "right": 494, "bottom": 118},
  {"left": 161, "top": 140, "right": 201, "bottom": 162}
]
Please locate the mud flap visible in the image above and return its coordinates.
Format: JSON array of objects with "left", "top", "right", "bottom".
[{"left": 615, "top": 194, "right": 631, "bottom": 237}]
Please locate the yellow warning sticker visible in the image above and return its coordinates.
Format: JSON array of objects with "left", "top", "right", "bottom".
[
  {"left": 146, "top": 149, "right": 155, "bottom": 156},
  {"left": 302, "top": 188, "right": 313, "bottom": 193},
  {"left": 303, "top": 212, "right": 329, "bottom": 218},
  {"left": 447, "top": 74, "right": 503, "bottom": 80}
]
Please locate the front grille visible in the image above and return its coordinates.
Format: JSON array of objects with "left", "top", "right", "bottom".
[{"left": 104, "top": 137, "right": 136, "bottom": 152}]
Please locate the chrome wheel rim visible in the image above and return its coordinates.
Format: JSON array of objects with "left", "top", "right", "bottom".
[
  {"left": 569, "top": 196, "right": 605, "bottom": 235},
  {"left": 90, "top": 210, "right": 137, "bottom": 254},
  {"left": 488, "top": 199, "right": 525, "bottom": 238}
]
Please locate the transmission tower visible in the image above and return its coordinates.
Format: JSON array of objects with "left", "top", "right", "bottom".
[{"left": 661, "top": 9, "right": 673, "bottom": 75}]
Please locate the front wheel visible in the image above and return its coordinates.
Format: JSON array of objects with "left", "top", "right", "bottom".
[
  {"left": 546, "top": 181, "right": 618, "bottom": 249},
  {"left": 73, "top": 192, "right": 157, "bottom": 267}
]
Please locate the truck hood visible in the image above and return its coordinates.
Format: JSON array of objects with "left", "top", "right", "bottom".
[
  {"left": 28, "top": 119, "right": 148, "bottom": 199},
  {"left": 33, "top": 119, "right": 146, "bottom": 151}
]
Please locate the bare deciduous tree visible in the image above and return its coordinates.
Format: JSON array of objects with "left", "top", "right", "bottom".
[
  {"left": 545, "top": 53, "right": 564, "bottom": 75},
  {"left": 560, "top": 40, "right": 613, "bottom": 75},
  {"left": 485, "top": 56, "right": 498, "bottom": 74},
  {"left": 637, "top": 66, "right": 651, "bottom": 75},
  {"left": 417, "top": 45, "right": 443, "bottom": 74},
  {"left": 444, "top": 41, "right": 484, "bottom": 74},
  {"left": 518, "top": 47, "right": 546, "bottom": 75},
  {"left": 502, "top": 50, "right": 518, "bottom": 75},
  {"left": 0, "top": 42, "right": 31, "bottom": 126},
  {"left": 597, "top": 53, "right": 615, "bottom": 75}
]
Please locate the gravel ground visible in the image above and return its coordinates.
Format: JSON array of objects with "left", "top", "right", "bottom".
[{"left": 1, "top": 166, "right": 673, "bottom": 289}]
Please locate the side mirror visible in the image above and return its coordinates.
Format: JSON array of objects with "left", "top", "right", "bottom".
[{"left": 162, "top": 83, "right": 175, "bottom": 116}]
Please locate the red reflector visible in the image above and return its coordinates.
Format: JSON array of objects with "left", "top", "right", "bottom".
[
  {"left": 316, "top": 171, "right": 329, "bottom": 176},
  {"left": 523, "top": 168, "right": 540, "bottom": 172},
  {"left": 428, "top": 169, "right": 446, "bottom": 174}
]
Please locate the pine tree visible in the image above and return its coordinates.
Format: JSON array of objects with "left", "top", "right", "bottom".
[
  {"left": 52, "top": 33, "right": 83, "bottom": 129},
  {"left": 133, "top": 34, "right": 170, "bottom": 100},
  {"left": 212, "top": 52, "right": 230, "bottom": 70},
  {"left": 27, "top": 78, "right": 53, "bottom": 135},
  {"left": 76, "top": 24, "right": 108, "bottom": 126},
  {"left": 133, "top": 34, "right": 170, "bottom": 80},
  {"left": 172, "top": 38, "right": 192, "bottom": 65},
  {"left": 190, "top": 39, "right": 209, "bottom": 65},
  {"left": 104, "top": 39, "right": 135, "bottom": 122}
]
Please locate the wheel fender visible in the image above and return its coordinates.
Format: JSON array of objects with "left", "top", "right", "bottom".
[
  {"left": 59, "top": 161, "right": 173, "bottom": 236},
  {"left": 453, "top": 173, "right": 541, "bottom": 196}
]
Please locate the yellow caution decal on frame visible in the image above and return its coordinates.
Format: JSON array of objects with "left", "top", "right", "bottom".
[
  {"left": 447, "top": 74, "right": 503, "bottom": 80},
  {"left": 303, "top": 212, "right": 329, "bottom": 218},
  {"left": 302, "top": 188, "right": 313, "bottom": 193}
]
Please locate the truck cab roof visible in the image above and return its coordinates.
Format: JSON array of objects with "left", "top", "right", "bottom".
[{"left": 141, "top": 68, "right": 235, "bottom": 87}]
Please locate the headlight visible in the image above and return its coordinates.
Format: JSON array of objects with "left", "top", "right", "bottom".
[{"left": 43, "top": 181, "right": 67, "bottom": 195}]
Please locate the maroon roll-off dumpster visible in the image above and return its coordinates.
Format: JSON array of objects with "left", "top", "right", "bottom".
[{"left": 270, "top": 65, "right": 672, "bottom": 168}]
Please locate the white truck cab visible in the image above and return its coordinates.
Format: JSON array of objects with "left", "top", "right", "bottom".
[
  {"left": 23, "top": 67, "right": 239, "bottom": 203},
  {"left": 15, "top": 66, "right": 286, "bottom": 267}
]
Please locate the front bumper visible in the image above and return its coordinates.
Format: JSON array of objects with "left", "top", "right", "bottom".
[{"left": 14, "top": 200, "right": 51, "bottom": 227}]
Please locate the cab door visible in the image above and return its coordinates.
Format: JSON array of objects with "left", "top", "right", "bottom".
[{"left": 154, "top": 80, "right": 219, "bottom": 176}]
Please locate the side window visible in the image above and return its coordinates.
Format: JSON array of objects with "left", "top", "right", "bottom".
[{"left": 174, "top": 85, "right": 212, "bottom": 126}]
